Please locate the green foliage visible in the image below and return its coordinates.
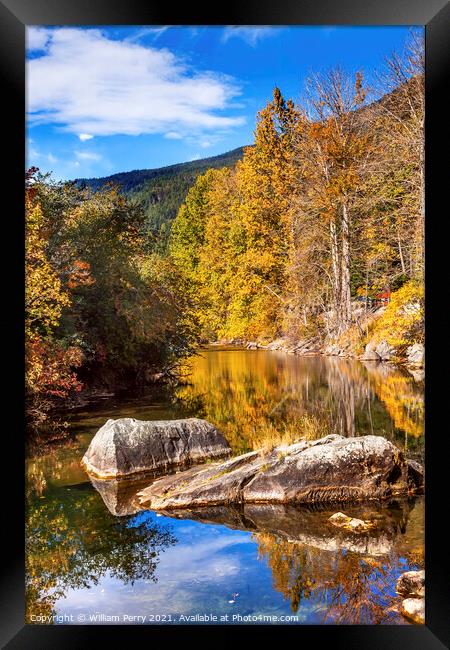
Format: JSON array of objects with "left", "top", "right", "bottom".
[
  {"left": 26, "top": 169, "right": 202, "bottom": 439},
  {"left": 78, "top": 147, "right": 244, "bottom": 249}
]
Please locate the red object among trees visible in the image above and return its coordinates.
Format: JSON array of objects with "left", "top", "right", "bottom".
[{"left": 374, "top": 290, "right": 391, "bottom": 306}]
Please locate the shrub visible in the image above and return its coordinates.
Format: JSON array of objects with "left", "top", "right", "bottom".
[{"left": 371, "top": 280, "right": 424, "bottom": 349}]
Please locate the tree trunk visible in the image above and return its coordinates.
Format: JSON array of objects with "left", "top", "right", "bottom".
[
  {"left": 398, "top": 234, "right": 406, "bottom": 275},
  {"left": 330, "top": 218, "right": 341, "bottom": 325},
  {"left": 341, "top": 202, "right": 352, "bottom": 326}
]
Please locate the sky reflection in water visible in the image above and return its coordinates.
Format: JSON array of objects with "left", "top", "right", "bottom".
[{"left": 26, "top": 351, "right": 424, "bottom": 625}]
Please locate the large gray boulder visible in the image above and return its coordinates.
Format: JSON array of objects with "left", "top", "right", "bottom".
[
  {"left": 138, "top": 434, "right": 423, "bottom": 510},
  {"left": 82, "top": 417, "right": 231, "bottom": 479},
  {"left": 406, "top": 343, "right": 425, "bottom": 367},
  {"left": 376, "top": 339, "right": 396, "bottom": 361},
  {"left": 362, "top": 342, "right": 381, "bottom": 360}
]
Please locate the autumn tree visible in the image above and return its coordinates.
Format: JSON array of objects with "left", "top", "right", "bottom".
[
  {"left": 228, "top": 87, "right": 300, "bottom": 339},
  {"left": 25, "top": 171, "right": 83, "bottom": 435},
  {"left": 170, "top": 89, "right": 300, "bottom": 342},
  {"left": 370, "top": 31, "right": 425, "bottom": 281},
  {"left": 290, "top": 69, "right": 372, "bottom": 333},
  {"left": 26, "top": 170, "right": 204, "bottom": 438}
]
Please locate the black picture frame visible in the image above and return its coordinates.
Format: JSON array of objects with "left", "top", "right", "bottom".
[{"left": 1, "top": 1, "right": 449, "bottom": 647}]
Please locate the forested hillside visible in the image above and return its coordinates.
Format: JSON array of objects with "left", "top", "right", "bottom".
[{"left": 77, "top": 147, "right": 245, "bottom": 245}]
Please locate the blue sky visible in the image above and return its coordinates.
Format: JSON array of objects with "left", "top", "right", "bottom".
[{"left": 26, "top": 25, "right": 421, "bottom": 181}]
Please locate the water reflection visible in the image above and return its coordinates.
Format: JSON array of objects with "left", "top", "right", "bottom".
[
  {"left": 160, "top": 498, "right": 424, "bottom": 624},
  {"left": 26, "top": 350, "right": 424, "bottom": 625},
  {"left": 26, "top": 475, "right": 424, "bottom": 625},
  {"left": 159, "top": 500, "right": 414, "bottom": 556},
  {"left": 256, "top": 532, "right": 412, "bottom": 623},
  {"left": 176, "top": 349, "right": 424, "bottom": 458},
  {"left": 90, "top": 474, "right": 165, "bottom": 516},
  {"left": 25, "top": 485, "right": 176, "bottom": 622}
]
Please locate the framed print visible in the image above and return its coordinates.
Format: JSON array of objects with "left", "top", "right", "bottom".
[{"left": 1, "top": 0, "right": 449, "bottom": 647}]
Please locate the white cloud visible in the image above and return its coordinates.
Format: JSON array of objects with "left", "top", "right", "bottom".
[
  {"left": 27, "top": 28, "right": 244, "bottom": 139},
  {"left": 75, "top": 150, "right": 102, "bottom": 161},
  {"left": 222, "top": 26, "right": 276, "bottom": 46},
  {"left": 125, "top": 26, "right": 171, "bottom": 43},
  {"left": 26, "top": 145, "right": 57, "bottom": 164},
  {"left": 164, "top": 131, "right": 183, "bottom": 140},
  {"left": 26, "top": 27, "right": 51, "bottom": 52},
  {"left": 78, "top": 133, "right": 93, "bottom": 141}
]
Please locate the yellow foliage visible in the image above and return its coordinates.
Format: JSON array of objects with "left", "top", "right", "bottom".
[
  {"left": 25, "top": 200, "right": 71, "bottom": 339},
  {"left": 371, "top": 281, "right": 424, "bottom": 348}
]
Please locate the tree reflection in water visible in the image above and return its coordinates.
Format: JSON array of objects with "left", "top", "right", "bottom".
[
  {"left": 254, "top": 498, "right": 424, "bottom": 624},
  {"left": 25, "top": 486, "right": 176, "bottom": 623},
  {"left": 176, "top": 350, "right": 424, "bottom": 459},
  {"left": 256, "top": 535, "right": 416, "bottom": 623},
  {"left": 160, "top": 498, "right": 424, "bottom": 625},
  {"left": 25, "top": 351, "right": 424, "bottom": 625}
]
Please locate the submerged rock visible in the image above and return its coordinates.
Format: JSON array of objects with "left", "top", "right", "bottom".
[
  {"left": 138, "top": 434, "right": 423, "bottom": 510},
  {"left": 90, "top": 475, "right": 162, "bottom": 516},
  {"left": 81, "top": 417, "right": 231, "bottom": 479},
  {"left": 329, "top": 511, "right": 376, "bottom": 533}
]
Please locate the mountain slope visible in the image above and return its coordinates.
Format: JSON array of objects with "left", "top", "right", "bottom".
[{"left": 77, "top": 147, "right": 246, "bottom": 238}]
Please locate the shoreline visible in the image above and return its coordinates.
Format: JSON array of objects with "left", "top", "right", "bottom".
[
  {"left": 207, "top": 337, "right": 425, "bottom": 377},
  {"left": 31, "top": 341, "right": 423, "bottom": 450}
]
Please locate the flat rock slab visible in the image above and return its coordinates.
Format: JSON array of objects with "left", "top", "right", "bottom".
[
  {"left": 138, "top": 434, "right": 423, "bottom": 509},
  {"left": 82, "top": 417, "right": 231, "bottom": 479}
]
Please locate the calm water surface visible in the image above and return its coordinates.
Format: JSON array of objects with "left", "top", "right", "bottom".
[{"left": 26, "top": 349, "right": 424, "bottom": 625}]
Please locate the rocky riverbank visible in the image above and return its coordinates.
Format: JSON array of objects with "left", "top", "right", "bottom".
[
  {"left": 209, "top": 297, "right": 424, "bottom": 375},
  {"left": 211, "top": 334, "right": 424, "bottom": 377},
  {"left": 397, "top": 570, "right": 425, "bottom": 624}
]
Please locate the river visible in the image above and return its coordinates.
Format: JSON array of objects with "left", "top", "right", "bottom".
[{"left": 26, "top": 347, "right": 424, "bottom": 625}]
